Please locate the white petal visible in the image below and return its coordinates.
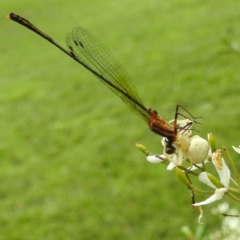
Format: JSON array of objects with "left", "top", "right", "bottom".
[
  {"left": 188, "top": 160, "right": 209, "bottom": 171},
  {"left": 172, "top": 153, "right": 181, "bottom": 166},
  {"left": 212, "top": 150, "right": 223, "bottom": 170},
  {"left": 207, "top": 133, "right": 210, "bottom": 141},
  {"left": 215, "top": 188, "right": 228, "bottom": 198},
  {"left": 176, "top": 149, "right": 184, "bottom": 165},
  {"left": 193, "top": 194, "right": 218, "bottom": 206},
  {"left": 161, "top": 138, "right": 166, "bottom": 147},
  {"left": 198, "top": 172, "right": 216, "bottom": 189},
  {"left": 193, "top": 188, "right": 227, "bottom": 206},
  {"left": 146, "top": 155, "right": 163, "bottom": 164},
  {"left": 215, "top": 158, "right": 230, "bottom": 188},
  {"left": 232, "top": 146, "right": 240, "bottom": 154},
  {"left": 188, "top": 165, "right": 199, "bottom": 171},
  {"left": 167, "top": 162, "right": 176, "bottom": 170}
]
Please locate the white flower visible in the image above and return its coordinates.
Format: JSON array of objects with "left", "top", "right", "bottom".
[
  {"left": 146, "top": 119, "right": 209, "bottom": 170},
  {"left": 193, "top": 157, "right": 230, "bottom": 206},
  {"left": 163, "top": 119, "right": 209, "bottom": 168},
  {"left": 232, "top": 145, "right": 240, "bottom": 154}
]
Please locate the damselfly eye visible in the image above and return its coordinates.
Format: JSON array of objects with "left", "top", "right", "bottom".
[{"left": 153, "top": 109, "right": 158, "bottom": 115}]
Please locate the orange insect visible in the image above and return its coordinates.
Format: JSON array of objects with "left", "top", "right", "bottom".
[{"left": 8, "top": 13, "right": 196, "bottom": 154}]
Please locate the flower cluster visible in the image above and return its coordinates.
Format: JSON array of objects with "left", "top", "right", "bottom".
[
  {"left": 136, "top": 120, "right": 240, "bottom": 222},
  {"left": 146, "top": 119, "right": 209, "bottom": 170}
]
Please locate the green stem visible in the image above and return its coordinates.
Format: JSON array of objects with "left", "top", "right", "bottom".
[
  {"left": 228, "top": 187, "right": 240, "bottom": 195},
  {"left": 226, "top": 192, "right": 240, "bottom": 203},
  {"left": 230, "top": 177, "right": 238, "bottom": 187},
  {"left": 177, "top": 166, "right": 199, "bottom": 176},
  {"left": 192, "top": 163, "right": 205, "bottom": 171},
  {"left": 192, "top": 187, "right": 214, "bottom": 194}
]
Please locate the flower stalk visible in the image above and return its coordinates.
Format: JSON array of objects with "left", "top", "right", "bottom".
[{"left": 135, "top": 125, "right": 240, "bottom": 222}]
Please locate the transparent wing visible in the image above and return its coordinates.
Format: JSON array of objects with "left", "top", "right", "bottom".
[{"left": 66, "top": 27, "right": 150, "bottom": 123}]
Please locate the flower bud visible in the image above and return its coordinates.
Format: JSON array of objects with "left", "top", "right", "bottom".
[
  {"left": 135, "top": 143, "right": 150, "bottom": 156},
  {"left": 188, "top": 136, "right": 209, "bottom": 164},
  {"left": 208, "top": 133, "right": 216, "bottom": 152},
  {"left": 206, "top": 172, "right": 223, "bottom": 188},
  {"left": 176, "top": 167, "right": 192, "bottom": 189}
]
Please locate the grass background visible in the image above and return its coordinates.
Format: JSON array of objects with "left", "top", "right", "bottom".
[{"left": 1, "top": 0, "right": 240, "bottom": 239}]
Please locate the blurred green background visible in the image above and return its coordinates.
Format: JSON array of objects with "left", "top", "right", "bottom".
[{"left": 1, "top": 0, "right": 240, "bottom": 239}]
